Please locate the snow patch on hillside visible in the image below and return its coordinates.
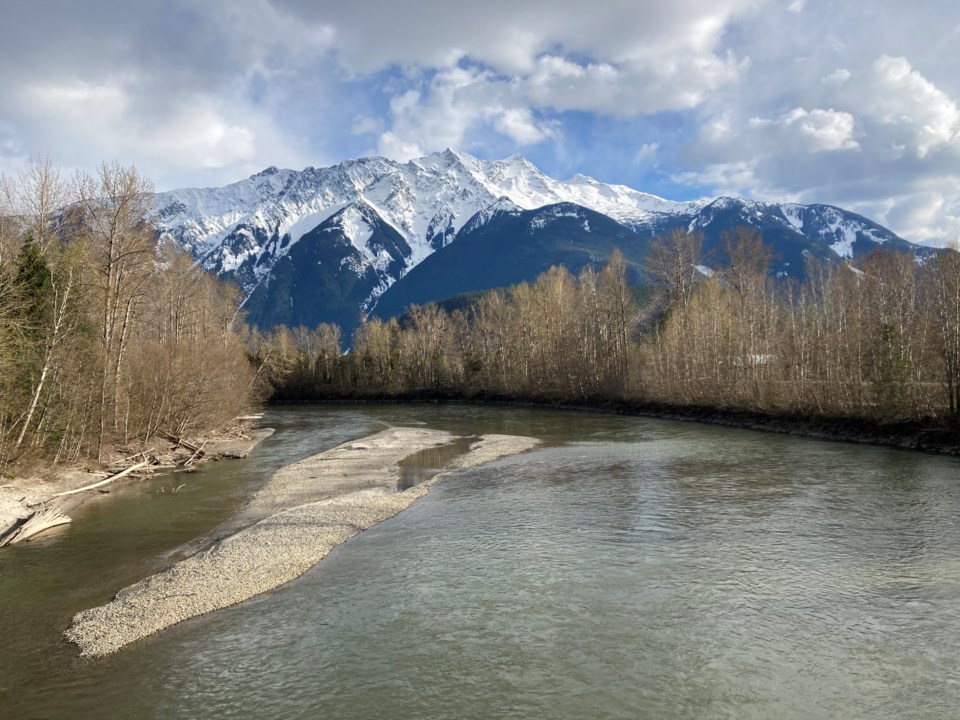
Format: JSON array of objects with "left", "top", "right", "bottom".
[
  {"left": 782, "top": 205, "right": 805, "bottom": 231},
  {"left": 830, "top": 225, "right": 858, "bottom": 258},
  {"left": 153, "top": 149, "right": 914, "bottom": 318},
  {"left": 337, "top": 207, "right": 375, "bottom": 255}
]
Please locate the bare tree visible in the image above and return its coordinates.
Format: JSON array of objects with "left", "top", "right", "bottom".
[
  {"left": 14, "top": 156, "right": 74, "bottom": 255},
  {"left": 645, "top": 228, "right": 704, "bottom": 307},
  {"left": 77, "top": 162, "right": 156, "bottom": 460},
  {"left": 924, "top": 245, "right": 960, "bottom": 421}
]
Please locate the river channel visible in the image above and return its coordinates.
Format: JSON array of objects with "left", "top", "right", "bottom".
[{"left": 2, "top": 404, "right": 959, "bottom": 718}]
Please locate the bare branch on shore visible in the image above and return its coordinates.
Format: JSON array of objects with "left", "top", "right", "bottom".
[
  {"left": 0, "top": 507, "right": 71, "bottom": 547},
  {"left": 50, "top": 461, "right": 150, "bottom": 499}
]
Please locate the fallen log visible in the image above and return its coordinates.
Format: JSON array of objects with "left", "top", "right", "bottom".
[
  {"left": 182, "top": 441, "right": 208, "bottom": 467},
  {"left": 111, "top": 449, "right": 147, "bottom": 467},
  {"left": 158, "top": 430, "right": 202, "bottom": 453},
  {"left": 0, "top": 507, "right": 71, "bottom": 547},
  {"left": 50, "top": 461, "right": 150, "bottom": 499}
]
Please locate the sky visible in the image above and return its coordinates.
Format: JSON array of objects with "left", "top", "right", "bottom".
[{"left": 1, "top": 0, "right": 958, "bottom": 244}]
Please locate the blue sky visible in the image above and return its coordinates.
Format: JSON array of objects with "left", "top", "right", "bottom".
[{"left": 1, "top": 0, "right": 959, "bottom": 243}]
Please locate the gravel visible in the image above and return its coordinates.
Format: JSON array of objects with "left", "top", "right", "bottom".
[{"left": 65, "top": 427, "right": 539, "bottom": 657}]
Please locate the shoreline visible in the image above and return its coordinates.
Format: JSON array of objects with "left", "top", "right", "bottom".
[
  {"left": 0, "top": 427, "right": 275, "bottom": 545},
  {"left": 65, "top": 427, "right": 540, "bottom": 657},
  {"left": 286, "top": 393, "right": 960, "bottom": 456}
]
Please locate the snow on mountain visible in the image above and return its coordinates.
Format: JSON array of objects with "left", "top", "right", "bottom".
[
  {"left": 154, "top": 148, "right": 701, "bottom": 297},
  {"left": 154, "top": 148, "right": 917, "bottom": 328}
]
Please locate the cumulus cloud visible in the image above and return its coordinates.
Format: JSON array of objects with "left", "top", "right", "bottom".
[
  {"left": 0, "top": 0, "right": 336, "bottom": 187},
  {"left": 373, "top": 66, "right": 557, "bottom": 160},
  {"left": 749, "top": 107, "right": 860, "bottom": 153},
  {"left": 672, "top": 0, "right": 960, "bottom": 242},
  {"left": 861, "top": 55, "right": 960, "bottom": 159},
  {"left": 848, "top": 179, "right": 960, "bottom": 245},
  {"left": 1, "top": 0, "right": 960, "bottom": 242},
  {"left": 343, "top": 0, "right": 755, "bottom": 157},
  {"left": 279, "top": 0, "right": 759, "bottom": 76}
]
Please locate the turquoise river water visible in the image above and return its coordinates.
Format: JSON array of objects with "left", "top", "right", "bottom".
[{"left": 1, "top": 404, "right": 959, "bottom": 719}]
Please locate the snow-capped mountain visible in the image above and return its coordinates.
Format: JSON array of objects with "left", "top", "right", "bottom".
[
  {"left": 154, "top": 149, "right": 918, "bottom": 333},
  {"left": 157, "top": 148, "right": 701, "bottom": 292}
]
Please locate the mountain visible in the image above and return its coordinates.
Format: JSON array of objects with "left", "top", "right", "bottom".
[
  {"left": 155, "top": 149, "right": 920, "bottom": 335},
  {"left": 372, "top": 202, "right": 642, "bottom": 320}
]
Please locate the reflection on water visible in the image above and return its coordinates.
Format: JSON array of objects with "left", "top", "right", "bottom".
[
  {"left": 2, "top": 404, "right": 960, "bottom": 719},
  {"left": 396, "top": 436, "right": 475, "bottom": 491}
]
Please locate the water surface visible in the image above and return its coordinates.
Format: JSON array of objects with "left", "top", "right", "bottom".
[{"left": 2, "top": 405, "right": 959, "bottom": 719}]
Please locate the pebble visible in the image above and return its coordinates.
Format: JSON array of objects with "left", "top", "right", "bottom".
[{"left": 64, "top": 428, "right": 539, "bottom": 657}]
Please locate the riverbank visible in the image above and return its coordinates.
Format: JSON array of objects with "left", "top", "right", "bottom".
[
  {"left": 0, "top": 427, "right": 274, "bottom": 545},
  {"left": 292, "top": 393, "right": 960, "bottom": 456},
  {"left": 65, "top": 427, "right": 540, "bottom": 657}
]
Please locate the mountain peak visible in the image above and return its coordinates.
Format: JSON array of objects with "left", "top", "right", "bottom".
[
  {"left": 412, "top": 147, "right": 478, "bottom": 171},
  {"left": 155, "top": 149, "right": 918, "bottom": 334}
]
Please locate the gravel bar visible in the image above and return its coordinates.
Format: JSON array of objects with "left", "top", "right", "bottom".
[{"left": 65, "top": 427, "right": 539, "bottom": 657}]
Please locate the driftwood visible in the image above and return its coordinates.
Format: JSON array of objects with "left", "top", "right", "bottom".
[
  {"left": 182, "top": 441, "right": 208, "bottom": 467},
  {"left": 0, "top": 506, "right": 71, "bottom": 547},
  {"left": 50, "top": 461, "right": 150, "bottom": 498},
  {"left": 111, "top": 449, "right": 147, "bottom": 467},
  {"left": 159, "top": 430, "right": 202, "bottom": 454}
]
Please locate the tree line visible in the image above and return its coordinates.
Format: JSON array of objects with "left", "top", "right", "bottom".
[
  {"left": 253, "top": 227, "right": 960, "bottom": 428},
  {"left": 6, "top": 154, "right": 959, "bottom": 475},
  {"left": 0, "top": 159, "right": 258, "bottom": 471}
]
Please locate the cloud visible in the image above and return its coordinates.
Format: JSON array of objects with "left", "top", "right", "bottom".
[
  {"left": 634, "top": 142, "right": 660, "bottom": 164},
  {"left": 522, "top": 52, "right": 743, "bottom": 116},
  {"left": 1, "top": 0, "right": 959, "bottom": 243},
  {"left": 0, "top": 0, "right": 337, "bottom": 187},
  {"left": 279, "top": 0, "right": 759, "bottom": 76},
  {"left": 344, "top": 0, "right": 756, "bottom": 158},
  {"left": 861, "top": 55, "right": 960, "bottom": 159},
  {"left": 494, "top": 108, "right": 553, "bottom": 145},
  {"left": 374, "top": 66, "right": 557, "bottom": 160},
  {"left": 673, "top": 3, "right": 960, "bottom": 241},
  {"left": 749, "top": 107, "right": 860, "bottom": 153},
  {"left": 848, "top": 178, "right": 960, "bottom": 244}
]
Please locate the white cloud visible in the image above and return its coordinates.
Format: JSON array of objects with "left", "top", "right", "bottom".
[
  {"left": 848, "top": 178, "right": 960, "bottom": 244},
  {"left": 862, "top": 55, "right": 960, "bottom": 158},
  {"left": 286, "top": 0, "right": 760, "bottom": 76},
  {"left": 375, "top": 66, "right": 557, "bottom": 160},
  {"left": 823, "top": 68, "right": 851, "bottom": 85},
  {"left": 350, "top": 116, "right": 382, "bottom": 136},
  {"left": 634, "top": 142, "right": 660, "bottom": 164},
  {"left": 8, "top": 72, "right": 311, "bottom": 190},
  {"left": 282, "top": 0, "right": 757, "bottom": 157},
  {"left": 749, "top": 107, "right": 860, "bottom": 152},
  {"left": 494, "top": 108, "right": 553, "bottom": 145},
  {"left": 378, "top": 132, "right": 425, "bottom": 162},
  {"left": 673, "top": 160, "right": 766, "bottom": 199},
  {"left": 522, "top": 52, "right": 742, "bottom": 116},
  {"left": 2, "top": 0, "right": 960, "bottom": 243},
  {"left": 676, "top": 8, "right": 960, "bottom": 242}
]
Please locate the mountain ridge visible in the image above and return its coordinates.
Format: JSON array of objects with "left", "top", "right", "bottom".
[{"left": 154, "top": 149, "right": 920, "bottom": 334}]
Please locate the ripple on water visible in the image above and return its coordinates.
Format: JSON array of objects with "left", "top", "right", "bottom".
[{"left": 3, "top": 406, "right": 960, "bottom": 719}]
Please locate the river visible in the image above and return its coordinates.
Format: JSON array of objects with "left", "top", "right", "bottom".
[{"left": 1, "top": 404, "right": 959, "bottom": 719}]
